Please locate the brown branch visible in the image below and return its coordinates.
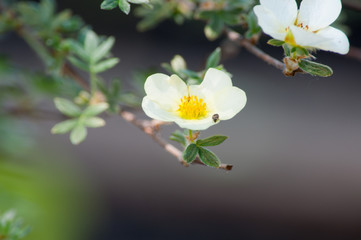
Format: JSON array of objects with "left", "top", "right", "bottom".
[
  {"left": 119, "top": 111, "right": 233, "bottom": 171},
  {"left": 347, "top": 46, "right": 361, "bottom": 63},
  {"left": 226, "top": 30, "right": 285, "bottom": 71},
  {"left": 343, "top": 0, "right": 361, "bottom": 12},
  {"left": 62, "top": 63, "right": 90, "bottom": 90}
]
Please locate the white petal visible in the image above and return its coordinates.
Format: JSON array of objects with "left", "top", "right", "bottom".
[
  {"left": 290, "top": 25, "right": 349, "bottom": 54},
  {"left": 174, "top": 117, "right": 217, "bottom": 131},
  {"left": 211, "top": 87, "right": 247, "bottom": 120},
  {"left": 200, "top": 68, "right": 232, "bottom": 92},
  {"left": 144, "top": 73, "right": 187, "bottom": 109},
  {"left": 253, "top": 5, "right": 288, "bottom": 41},
  {"left": 141, "top": 97, "right": 177, "bottom": 122},
  {"left": 260, "top": 0, "right": 298, "bottom": 27},
  {"left": 297, "top": 0, "right": 342, "bottom": 31}
]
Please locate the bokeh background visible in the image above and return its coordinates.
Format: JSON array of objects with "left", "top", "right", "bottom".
[{"left": 1, "top": 0, "right": 361, "bottom": 239}]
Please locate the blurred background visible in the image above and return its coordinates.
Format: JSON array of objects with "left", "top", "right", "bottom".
[{"left": 1, "top": 0, "right": 361, "bottom": 239}]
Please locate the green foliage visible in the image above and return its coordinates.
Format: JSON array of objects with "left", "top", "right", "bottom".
[
  {"left": 66, "top": 30, "right": 119, "bottom": 74},
  {"left": 267, "top": 39, "right": 285, "bottom": 47},
  {"left": 198, "top": 147, "right": 221, "bottom": 168},
  {"left": 0, "top": 210, "right": 30, "bottom": 240},
  {"left": 196, "top": 135, "right": 227, "bottom": 147},
  {"left": 298, "top": 60, "right": 333, "bottom": 77},
  {"left": 245, "top": 10, "right": 261, "bottom": 39},
  {"left": 52, "top": 98, "right": 108, "bottom": 145},
  {"left": 101, "top": 0, "right": 150, "bottom": 15},
  {"left": 179, "top": 131, "right": 228, "bottom": 167},
  {"left": 170, "top": 130, "right": 187, "bottom": 147},
  {"left": 183, "top": 143, "right": 198, "bottom": 163},
  {"left": 206, "top": 47, "right": 221, "bottom": 69}
]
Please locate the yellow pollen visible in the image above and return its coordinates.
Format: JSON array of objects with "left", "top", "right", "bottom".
[{"left": 177, "top": 95, "right": 207, "bottom": 120}]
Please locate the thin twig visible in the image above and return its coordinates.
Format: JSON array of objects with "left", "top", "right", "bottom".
[
  {"left": 62, "top": 63, "right": 90, "bottom": 90},
  {"left": 226, "top": 30, "right": 285, "bottom": 71}
]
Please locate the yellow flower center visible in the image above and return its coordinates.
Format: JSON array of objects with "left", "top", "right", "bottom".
[{"left": 177, "top": 95, "right": 207, "bottom": 120}]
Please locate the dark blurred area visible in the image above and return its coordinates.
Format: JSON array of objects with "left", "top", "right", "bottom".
[{"left": 1, "top": 0, "right": 361, "bottom": 239}]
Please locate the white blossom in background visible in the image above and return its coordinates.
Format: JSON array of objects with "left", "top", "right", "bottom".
[
  {"left": 254, "top": 0, "right": 350, "bottom": 54},
  {"left": 142, "top": 68, "right": 247, "bottom": 130}
]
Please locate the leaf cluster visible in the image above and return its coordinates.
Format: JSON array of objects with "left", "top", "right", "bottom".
[
  {"left": 0, "top": 210, "right": 30, "bottom": 240},
  {"left": 268, "top": 40, "right": 333, "bottom": 77},
  {"left": 51, "top": 98, "right": 108, "bottom": 144},
  {"left": 66, "top": 30, "right": 119, "bottom": 74}
]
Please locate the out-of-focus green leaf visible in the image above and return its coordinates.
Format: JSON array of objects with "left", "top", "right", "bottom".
[
  {"left": 51, "top": 119, "right": 77, "bottom": 134},
  {"left": 83, "top": 117, "right": 106, "bottom": 128},
  {"left": 70, "top": 124, "right": 87, "bottom": 144},
  {"left": 54, "top": 98, "right": 82, "bottom": 117},
  {"left": 82, "top": 103, "right": 109, "bottom": 116},
  {"left": 206, "top": 47, "right": 221, "bottom": 69}
]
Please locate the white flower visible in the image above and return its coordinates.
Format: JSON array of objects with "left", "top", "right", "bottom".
[
  {"left": 142, "top": 68, "right": 247, "bottom": 130},
  {"left": 254, "top": 0, "right": 349, "bottom": 54}
]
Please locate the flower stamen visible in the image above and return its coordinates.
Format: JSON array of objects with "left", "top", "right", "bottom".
[{"left": 177, "top": 95, "right": 207, "bottom": 120}]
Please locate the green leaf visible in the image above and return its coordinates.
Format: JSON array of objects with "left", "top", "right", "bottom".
[
  {"left": 83, "top": 103, "right": 109, "bottom": 116},
  {"left": 101, "top": 0, "right": 118, "bottom": 10},
  {"left": 119, "top": 0, "right": 131, "bottom": 14},
  {"left": 84, "top": 117, "right": 106, "bottom": 128},
  {"left": 51, "top": 119, "right": 77, "bottom": 134},
  {"left": 298, "top": 60, "right": 333, "bottom": 77},
  {"left": 206, "top": 47, "right": 221, "bottom": 69},
  {"left": 70, "top": 125, "right": 87, "bottom": 145},
  {"left": 68, "top": 56, "right": 89, "bottom": 71},
  {"left": 196, "top": 135, "right": 228, "bottom": 147},
  {"left": 84, "top": 30, "right": 98, "bottom": 55},
  {"left": 204, "top": 16, "right": 224, "bottom": 41},
  {"left": 92, "top": 58, "right": 119, "bottom": 73},
  {"left": 169, "top": 130, "right": 187, "bottom": 146},
  {"left": 54, "top": 98, "right": 82, "bottom": 117},
  {"left": 198, "top": 147, "right": 221, "bottom": 168},
  {"left": 179, "top": 69, "right": 199, "bottom": 79},
  {"left": 183, "top": 144, "right": 199, "bottom": 163},
  {"left": 267, "top": 39, "right": 285, "bottom": 47},
  {"left": 282, "top": 43, "right": 291, "bottom": 57},
  {"left": 92, "top": 36, "right": 115, "bottom": 63}
]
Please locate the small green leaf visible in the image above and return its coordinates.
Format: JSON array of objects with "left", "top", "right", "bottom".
[
  {"left": 206, "top": 47, "right": 221, "bottom": 69},
  {"left": 68, "top": 56, "right": 89, "bottom": 71},
  {"left": 83, "top": 103, "right": 109, "bottom": 116},
  {"left": 119, "top": 0, "right": 131, "bottom": 14},
  {"left": 84, "top": 117, "right": 106, "bottom": 128},
  {"left": 179, "top": 69, "right": 199, "bottom": 79},
  {"left": 51, "top": 119, "right": 77, "bottom": 134},
  {"left": 198, "top": 147, "right": 221, "bottom": 168},
  {"left": 282, "top": 43, "right": 291, "bottom": 57},
  {"left": 267, "top": 39, "right": 285, "bottom": 47},
  {"left": 298, "top": 60, "right": 333, "bottom": 77},
  {"left": 54, "top": 98, "right": 82, "bottom": 117},
  {"left": 204, "top": 16, "right": 224, "bottom": 41},
  {"left": 183, "top": 144, "right": 199, "bottom": 163},
  {"left": 92, "top": 36, "right": 115, "bottom": 63},
  {"left": 84, "top": 30, "right": 99, "bottom": 55},
  {"left": 70, "top": 125, "right": 87, "bottom": 145},
  {"left": 169, "top": 130, "right": 187, "bottom": 146},
  {"left": 196, "top": 135, "right": 228, "bottom": 147},
  {"left": 92, "top": 58, "right": 119, "bottom": 73},
  {"left": 101, "top": 0, "right": 118, "bottom": 10}
]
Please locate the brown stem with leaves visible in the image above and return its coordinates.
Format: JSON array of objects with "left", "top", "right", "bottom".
[{"left": 119, "top": 111, "right": 233, "bottom": 170}]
